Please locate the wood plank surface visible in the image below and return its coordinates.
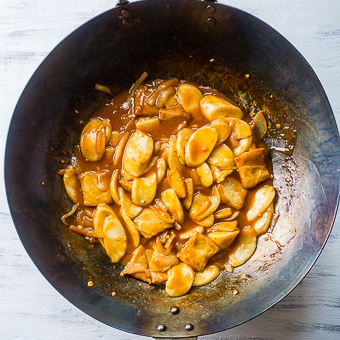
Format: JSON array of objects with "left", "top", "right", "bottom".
[{"left": 1, "top": 0, "right": 339, "bottom": 339}]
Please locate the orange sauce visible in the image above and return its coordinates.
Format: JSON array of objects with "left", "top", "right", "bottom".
[{"left": 66, "top": 81, "right": 274, "bottom": 273}]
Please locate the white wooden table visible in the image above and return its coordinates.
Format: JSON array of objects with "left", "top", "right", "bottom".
[{"left": 1, "top": 0, "right": 339, "bottom": 339}]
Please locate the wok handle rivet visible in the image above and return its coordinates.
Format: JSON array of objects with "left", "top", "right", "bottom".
[
  {"left": 206, "top": 5, "right": 216, "bottom": 14},
  {"left": 207, "top": 17, "right": 216, "bottom": 26},
  {"left": 120, "top": 9, "right": 129, "bottom": 18},
  {"left": 185, "top": 323, "right": 194, "bottom": 331},
  {"left": 156, "top": 324, "right": 167, "bottom": 332},
  {"left": 170, "top": 306, "right": 180, "bottom": 314}
]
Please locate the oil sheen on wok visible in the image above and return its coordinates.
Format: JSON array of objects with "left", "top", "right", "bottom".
[{"left": 61, "top": 75, "right": 276, "bottom": 297}]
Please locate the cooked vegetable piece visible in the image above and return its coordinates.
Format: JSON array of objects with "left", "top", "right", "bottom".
[
  {"left": 196, "top": 162, "right": 214, "bottom": 188},
  {"left": 80, "top": 118, "right": 112, "bottom": 161},
  {"left": 79, "top": 170, "right": 112, "bottom": 206},
  {"left": 214, "top": 207, "right": 233, "bottom": 219},
  {"left": 113, "top": 132, "right": 129, "bottom": 166},
  {"left": 102, "top": 212, "right": 127, "bottom": 263},
  {"left": 109, "top": 169, "right": 120, "bottom": 205},
  {"left": 252, "top": 111, "right": 267, "bottom": 140},
  {"left": 110, "top": 130, "right": 120, "bottom": 145},
  {"left": 253, "top": 203, "right": 274, "bottom": 235},
  {"left": 185, "top": 125, "right": 218, "bottom": 167},
  {"left": 149, "top": 202, "right": 175, "bottom": 224},
  {"left": 192, "top": 265, "right": 220, "bottom": 287},
  {"left": 150, "top": 270, "right": 168, "bottom": 285},
  {"left": 63, "top": 165, "right": 81, "bottom": 203},
  {"left": 155, "top": 157, "right": 167, "bottom": 183},
  {"left": 226, "top": 117, "right": 252, "bottom": 139},
  {"left": 189, "top": 186, "right": 220, "bottom": 222},
  {"left": 134, "top": 207, "right": 173, "bottom": 239},
  {"left": 135, "top": 117, "right": 160, "bottom": 132},
  {"left": 147, "top": 78, "right": 179, "bottom": 106},
  {"left": 247, "top": 185, "right": 275, "bottom": 222},
  {"left": 179, "top": 232, "right": 220, "bottom": 272},
  {"left": 93, "top": 203, "right": 115, "bottom": 230},
  {"left": 210, "top": 164, "right": 233, "bottom": 184},
  {"left": 176, "top": 128, "right": 194, "bottom": 165},
  {"left": 167, "top": 168, "right": 186, "bottom": 198},
  {"left": 149, "top": 238, "right": 179, "bottom": 272},
  {"left": 217, "top": 177, "right": 247, "bottom": 210},
  {"left": 161, "top": 188, "right": 184, "bottom": 223},
  {"left": 177, "top": 83, "right": 203, "bottom": 118},
  {"left": 128, "top": 71, "right": 149, "bottom": 98},
  {"left": 121, "top": 245, "right": 148, "bottom": 276},
  {"left": 182, "top": 177, "right": 194, "bottom": 210},
  {"left": 168, "top": 134, "right": 184, "bottom": 171},
  {"left": 178, "top": 225, "right": 205, "bottom": 240},
  {"left": 189, "top": 192, "right": 211, "bottom": 220},
  {"left": 122, "top": 130, "right": 154, "bottom": 177},
  {"left": 195, "top": 213, "right": 215, "bottom": 227},
  {"left": 225, "top": 117, "right": 253, "bottom": 156},
  {"left": 234, "top": 148, "right": 271, "bottom": 189},
  {"left": 165, "top": 262, "right": 195, "bottom": 297},
  {"left": 131, "top": 171, "right": 157, "bottom": 206},
  {"left": 129, "top": 271, "right": 152, "bottom": 284},
  {"left": 120, "top": 210, "right": 141, "bottom": 248},
  {"left": 207, "top": 221, "right": 239, "bottom": 249},
  {"left": 159, "top": 107, "right": 191, "bottom": 122},
  {"left": 210, "top": 220, "right": 238, "bottom": 232},
  {"left": 200, "top": 94, "right": 243, "bottom": 121},
  {"left": 228, "top": 226, "right": 257, "bottom": 267},
  {"left": 95, "top": 83, "right": 112, "bottom": 95},
  {"left": 93, "top": 203, "right": 116, "bottom": 247},
  {"left": 210, "top": 117, "right": 232, "bottom": 145},
  {"left": 207, "top": 143, "right": 235, "bottom": 169},
  {"left": 155, "top": 85, "right": 176, "bottom": 108},
  {"left": 118, "top": 187, "right": 142, "bottom": 218},
  {"left": 135, "top": 91, "right": 159, "bottom": 116},
  {"left": 207, "top": 229, "right": 240, "bottom": 250}
]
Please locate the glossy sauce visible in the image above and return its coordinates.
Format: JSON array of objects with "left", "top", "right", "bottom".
[{"left": 67, "top": 81, "right": 274, "bottom": 276}]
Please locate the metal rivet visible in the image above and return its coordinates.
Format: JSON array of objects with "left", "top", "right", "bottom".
[
  {"left": 156, "top": 324, "right": 167, "bottom": 332},
  {"left": 207, "top": 17, "right": 216, "bottom": 26},
  {"left": 185, "top": 323, "right": 194, "bottom": 331},
  {"left": 207, "top": 5, "right": 216, "bottom": 14},
  {"left": 170, "top": 306, "right": 180, "bottom": 314},
  {"left": 121, "top": 9, "right": 129, "bottom": 18}
]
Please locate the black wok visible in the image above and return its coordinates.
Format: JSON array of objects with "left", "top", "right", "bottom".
[{"left": 5, "top": 0, "right": 340, "bottom": 338}]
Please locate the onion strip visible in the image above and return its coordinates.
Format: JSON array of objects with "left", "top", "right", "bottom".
[
  {"left": 95, "top": 83, "right": 112, "bottom": 95},
  {"left": 61, "top": 203, "right": 79, "bottom": 226},
  {"left": 128, "top": 71, "right": 148, "bottom": 97},
  {"left": 69, "top": 224, "right": 104, "bottom": 238}
]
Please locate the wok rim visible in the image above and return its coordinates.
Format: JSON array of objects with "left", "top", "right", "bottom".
[{"left": 5, "top": 0, "right": 340, "bottom": 337}]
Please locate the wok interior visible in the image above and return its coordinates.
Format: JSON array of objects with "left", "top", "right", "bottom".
[{"left": 5, "top": 0, "right": 339, "bottom": 337}]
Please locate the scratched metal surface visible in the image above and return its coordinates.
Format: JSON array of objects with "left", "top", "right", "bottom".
[{"left": 0, "top": 0, "right": 339, "bottom": 339}]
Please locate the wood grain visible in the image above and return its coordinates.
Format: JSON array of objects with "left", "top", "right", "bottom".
[{"left": 1, "top": 0, "right": 339, "bottom": 339}]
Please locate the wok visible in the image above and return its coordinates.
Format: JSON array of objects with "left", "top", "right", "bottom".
[{"left": 5, "top": 0, "right": 340, "bottom": 338}]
